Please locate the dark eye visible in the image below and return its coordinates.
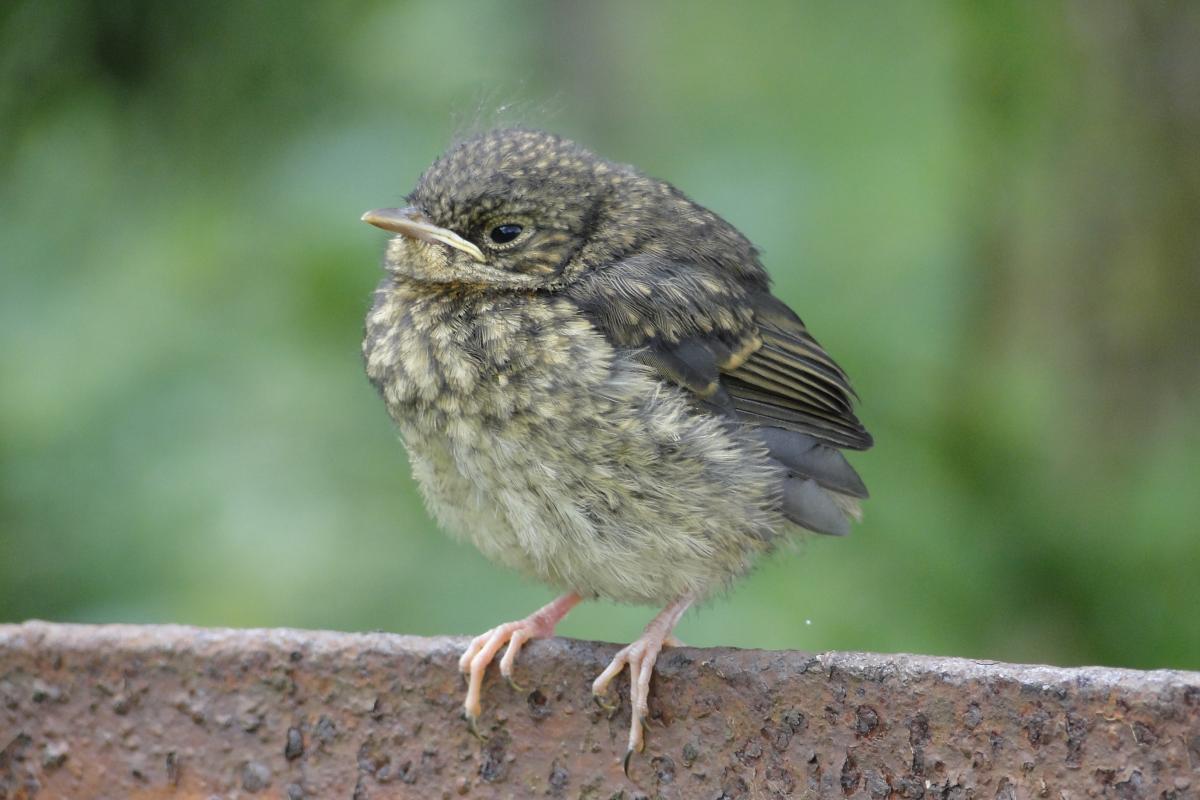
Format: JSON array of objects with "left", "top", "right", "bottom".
[{"left": 488, "top": 223, "right": 523, "bottom": 244}]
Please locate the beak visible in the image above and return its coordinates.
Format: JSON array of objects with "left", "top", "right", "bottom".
[{"left": 361, "top": 206, "right": 486, "bottom": 263}]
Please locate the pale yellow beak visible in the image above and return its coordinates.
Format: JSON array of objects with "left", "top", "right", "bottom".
[{"left": 361, "top": 206, "right": 486, "bottom": 263}]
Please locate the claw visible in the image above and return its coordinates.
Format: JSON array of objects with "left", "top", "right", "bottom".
[
  {"left": 505, "top": 675, "right": 526, "bottom": 693},
  {"left": 627, "top": 715, "right": 646, "bottom": 764},
  {"left": 592, "top": 690, "right": 618, "bottom": 715},
  {"left": 622, "top": 747, "right": 634, "bottom": 778},
  {"left": 464, "top": 711, "right": 487, "bottom": 740}
]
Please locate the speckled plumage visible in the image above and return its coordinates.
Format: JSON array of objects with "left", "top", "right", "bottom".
[
  {"left": 361, "top": 128, "right": 872, "bottom": 757},
  {"left": 365, "top": 281, "right": 784, "bottom": 604}
]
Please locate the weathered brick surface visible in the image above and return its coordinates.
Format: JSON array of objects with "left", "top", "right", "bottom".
[{"left": 1, "top": 622, "right": 1197, "bottom": 799}]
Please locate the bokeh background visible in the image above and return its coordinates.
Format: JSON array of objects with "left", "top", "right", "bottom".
[{"left": 2, "top": 2, "right": 1197, "bottom": 670}]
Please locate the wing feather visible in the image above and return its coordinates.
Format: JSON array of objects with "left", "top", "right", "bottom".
[
  {"left": 566, "top": 259, "right": 872, "bottom": 450},
  {"left": 565, "top": 256, "right": 872, "bottom": 534}
]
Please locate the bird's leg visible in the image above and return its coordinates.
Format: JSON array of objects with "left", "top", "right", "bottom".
[
  {"left": 458, "top": 592, "right": 581, "bottom": 735},
  {"left": 591, "top": 594, "right": 694, "bottom": 770}
]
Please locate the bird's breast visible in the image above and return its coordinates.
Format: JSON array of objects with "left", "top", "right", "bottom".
[
  {"left": 362, "top": 277, "right": 793, "bottom": 603},
  {"left": 362, "top": 277, "right": 611, "bottom": 436}
]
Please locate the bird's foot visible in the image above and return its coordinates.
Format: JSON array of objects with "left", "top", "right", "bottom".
[
  {"left": 590, "top": 596, "right": 693, "bottom": 774},
  {"left": 457, "top": 592, "right": 581, "bottom": 735}
]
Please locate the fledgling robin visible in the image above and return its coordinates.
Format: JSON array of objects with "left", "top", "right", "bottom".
[{"left": 362, "top": 128, "right": 872, "bottom": 767}]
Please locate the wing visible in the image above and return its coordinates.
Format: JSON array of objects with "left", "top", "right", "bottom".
[
  {"left": 566, "top": 256, "right": 871, "bottom": 535},
  {"left": 724, "top": 290, "right": 873, "bottom": 450}
]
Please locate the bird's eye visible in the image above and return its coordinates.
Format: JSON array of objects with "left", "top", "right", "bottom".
[{"left": 488, "top": 223, "right": 523, "bottom": 244}]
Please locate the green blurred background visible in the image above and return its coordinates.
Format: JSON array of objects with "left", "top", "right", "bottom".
[{"left": 2, "top": 2, "right": 1197, "bottom": 671}]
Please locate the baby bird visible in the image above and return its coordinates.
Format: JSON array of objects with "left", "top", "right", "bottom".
[{"left": 362, "top": 129, "right": 872, "bottom": 765}]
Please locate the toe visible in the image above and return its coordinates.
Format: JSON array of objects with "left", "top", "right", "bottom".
[
  {"left": 624, "top": 647, "right": 647, "bottom": 756},
  {"left": 457, "top": 642, "right": 474, "bottom": 674},
  {"left": 592, "top": 644, "right": 631, "bottom": 698},
  {"left": 625, "top": 644, "right": 660, "bottom": 758},
  {"left": 458, "top": 631, "right": 488, "bottom": 674},
  {"left": 626, "top": 700, "right": 646, "bottom": 756},
  {"left": 591, "top": 648, "right": 629, "bottom": 713},
  {"left": 632, "top": 650, "right": 655, "bottom": 724},
  {"left": 462, "top": 626, "right": 509, "bottom": 725},
  {"left": 463, "top": 685, "right": 483, "bottom": 725},
  {"left": 499, "top": 628, "right": 530, "bottom": 690}
]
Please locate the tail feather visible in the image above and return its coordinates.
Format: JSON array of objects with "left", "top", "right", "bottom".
[
  {"left": 781, "top": 477, "right": 852, "bottom": 536},
  {"left": 763, "top": 425, "right": 867, "bottom": 536},
  {"left": 759, "top": 426, "right": 868, "bottom": 498}
]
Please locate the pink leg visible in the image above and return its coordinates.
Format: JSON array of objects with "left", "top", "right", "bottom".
[
  {"left": 591, "top": 594, "right": 693, "bottom": 771},
  {"left": 457, "top": 592, "right": 581, "bottom": 735}
]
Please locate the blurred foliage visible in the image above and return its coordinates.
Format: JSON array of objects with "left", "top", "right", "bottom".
[{"left": 2, "top": 1, "right": 1197, "bottom": 670}]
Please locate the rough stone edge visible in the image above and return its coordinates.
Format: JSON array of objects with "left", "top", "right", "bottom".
[{"left": 4, "top": 620, "right": 1195, "bottom": 690}]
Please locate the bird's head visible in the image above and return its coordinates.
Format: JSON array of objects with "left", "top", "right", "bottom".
[{"left": 363, "top": 128, "right": 759, "bottom": 291}]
